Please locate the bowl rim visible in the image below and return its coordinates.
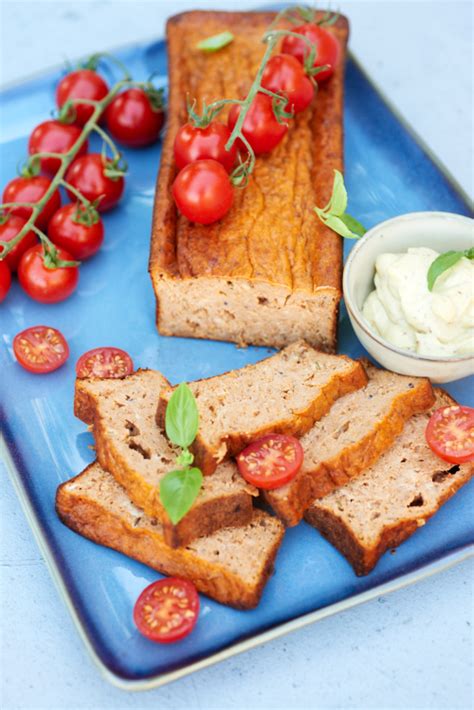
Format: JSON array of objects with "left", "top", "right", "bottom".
[{"left": 342, "top": 210, "right": 474, "bottom": 365}]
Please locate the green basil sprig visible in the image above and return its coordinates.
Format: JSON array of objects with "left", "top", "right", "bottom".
[
  {"left": 196, "top": 31, "right": 234, "bottom": 53},
  {"left": 159, "top": 383, "right": 203, "bottom": 525},
  {"left": 314, "top": 170, "right": 366, "bottom": 239},
  {"left": 427, "top": 247, "right": 474, "bottom": 291}
]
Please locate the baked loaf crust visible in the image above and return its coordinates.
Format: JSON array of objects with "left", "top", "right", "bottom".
[
  {"left": 304, "top": 390, "right": 474, "bottom": 575},
  {"left": 149, "top": 10, "right": 349, "bottom": 351},
  {"left": 56, "top": 462, "right": 285, "bottom": 609},
  {"left": 265, "top": 363, "right": 435, "bottom": 525},
  {"left": 156, "top": 341, "right": 368, "bottom": 474},
  {"left": 74, "top": 369, "right": 256, "bottom": 548}
]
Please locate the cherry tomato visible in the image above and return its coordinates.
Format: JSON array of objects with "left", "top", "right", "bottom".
[
  {"left": 425, "top": 404, "right": 474, "bottom": 464},
  {"left": 18, "top": 245, "right": 79, "bottom": 304},
  {"left": 0, "top": 215, "right": 37, "bottom": 271},
  {"left": 0, "top": 260, "right": 12, "bottom": 302},
  {"left": 237, "top": 433, "right": 304, "bottom": 489},
  {"left": 2, "top": 176, "right": 61, "bottom": 230},
  {"left": 133, "top": 578, "right": 199, "bottom": 644},
  {"left": 65, "top": 154, "right": 124, "bottom": 212},
  {"left": 13, "top": 325, "right": 69, "bottom": 374},
  {"left": 56, "top": 69, "right": 109, "bottom": 126},
  {"left": 48, "top": 204, "right": 104, "bottom": 260},
  {"left": 227, "top": 93, "right": 288, "bottom": 156},
  {"left": 174, "top": 122, "right": 237, "bottom": 172},
  {"left": 281, "top": 23, "right": 341, "bottom": 83},
  {"left": 105, "top": 88, "right": 165, "bottom": 148},
  {"left": 28, "top": 120, "right": 87, "bottom": 174},
  {"left": 261, "top": 54, "right": 315, "bottom": 114},
  {"left": 172, "top": 160, "right": 233, "bottom": 225},
  {"left": 76, "top": 347, "right": 134, "bottom": 379}
]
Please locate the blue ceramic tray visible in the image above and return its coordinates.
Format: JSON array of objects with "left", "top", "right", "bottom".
[{"left": 1, "top": 32, "right": 473, "bottom": 690}]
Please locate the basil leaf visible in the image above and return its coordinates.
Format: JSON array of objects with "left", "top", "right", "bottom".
[
  {"left": 165, "top": 382, "right": 199, "bottom": 449},
  {"left": 326, "top": 169, "right": 347, "bottom": 216},
  {"left": 196, "top": 31, "right": 234, "bottom": 53},
  {"left": 320, "top": 213, "right": 363, "bottom": 239},
  {"left": 159, "top": 467, "right": 203, "bottom": 524},
  {"left": 338, "top": 212, "right": 367, "bottom": 237},
  {"left": 427, "top": 250, "right": 464, "bottom": 291}
]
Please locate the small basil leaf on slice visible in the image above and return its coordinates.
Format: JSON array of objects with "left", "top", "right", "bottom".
[
  {"left": 159, "top": 468, "right": 203, "bottom": 525},
  {"left": 427, "top": 250, "right": 464, "bottom": 291},
  {"left": 338, "top": 212, "right": 367, "bottom": 237},
  {"left": 326, "top": 169, "right": 348, "bottom": 216},
  {"left": 165, "top": 382, "right": 199, "bottom": 449},
  {"left": 196, "top": 31, "right": 234, "bottom": 53},
  {"left": 322, "top": 214, "right": 362, "bottom": 239}
]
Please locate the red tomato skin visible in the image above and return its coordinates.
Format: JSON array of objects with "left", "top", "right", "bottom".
[
  {"left": 28, "top": 120, "right": 87, "bottom": 174},
  {"left": 227, "top": 93, "right": 288, "bottom": 155},
  {"left": 2, "top": 176, "right": 61, "bottom": 230},
  {"left": 133, "top": 578, "right": 200, "bottom": 644},
  {"left": 281, "top": 23, "right": 341, "bottom": 83},
  {"left": 172, "top": 160, "right": 234, "bottom": 225},
  {"left": 56, "top": 69, "right": 109, "bottom": 126},
  {"left": 75, "top": 347, "right": 134, "bottom": 379},
  {"left": 0, "top": 260, "right": 12, "bottom": 302},
  {"left": 261, "top": 54, "right": 315, "bottom": 114},
  {"left": 105, "top": 89, "right": 165, "bottom": 147},
  {"left": 425, "top": 405, "right": 474, "bottom": 464},
  {"left": 65, "top": 154, "right": 124, "bottom": 212},
  {"left": 18, "top": 245, "right": 79, "bottom": 304},
  {"left": 237, "top": 433, "right": 304, "bottom": 490},
  {"left": 0, "top": 215, "right": 37, "bottom": 271},
  {"left": 48, "top": 204, "right": 104, "bottom": 260},
  {"left": 174, "top": 122, "right": 237, "bottom": 172},
  {"left": 13, "top": 325, "right": 69, "bottom": 374}
]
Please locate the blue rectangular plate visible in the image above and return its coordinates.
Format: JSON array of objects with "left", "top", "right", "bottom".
[{"left": 1, "top": 32, "right": 473, "bottom": 690}]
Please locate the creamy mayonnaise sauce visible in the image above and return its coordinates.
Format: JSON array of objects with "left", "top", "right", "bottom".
[{"left": 362, "top": 247, "right": 474, "bottom": 356}]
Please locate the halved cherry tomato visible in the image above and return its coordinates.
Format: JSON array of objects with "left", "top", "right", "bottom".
[
  {"left": 236, "top": 433, "right": 304, "bottom": 489},
  {"left": 105, "top": 88, "right": 165, "bottom": 147},
  {"left": 174, "top": 122, "right": 237, "bottom": 172},
  {"left": 0, "top": 215, "right": 37, "bottom": 271},
  {"left": 65, "top": 154, "right": 124, "bottom": 212},
  {"left": 281, "top": 23, "right": 341, "bottom": 83},
  {"left": 425, "top": 404, "right": 474, "bottom": 464},
  {"left": 13, "top": 325, "right": 69, "bottom": 374},
  {"left": 56, "top": 69, "right": 109, "bottom": 126},
  {"left": 2, "top": 176, "right": 61, "bottom": 230},
  {"left": 0, "top": 260, "right": 12, "bottom": 302},
  {"left": 28, "top": 120, "right": 87, "bottom": 174},
  {"left": 76, "top": 347, "right": 134, "bottom": 379},
  {"left": 172, "top": 159, "right": 233, "bottom": 225},
  {"left": 227, "top": 92, "right": 289, "bottom": 155},
  {"left": 48, "top": 204, "right": 104, "bottom": 259},
  {"left": 18, "top": 245, "right": 79, "bottom": 304},
  {"left": 261, "top": 54, "right": 315, "bottom": 114},
  {"left": 133, "top": 578, "right": 199, "bottom": 644}
]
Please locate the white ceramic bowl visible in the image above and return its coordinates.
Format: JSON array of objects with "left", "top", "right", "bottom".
[{"left": 343, "top": 211, "right": 474, "bottom": 383}]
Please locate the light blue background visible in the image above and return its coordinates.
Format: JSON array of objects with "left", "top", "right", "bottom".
[{"left": 1, "top": 1, "right": 472, "bottom": 709}]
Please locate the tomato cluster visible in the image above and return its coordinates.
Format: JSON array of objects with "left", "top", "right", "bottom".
[{"left": 171, "top": 23, "right": 339, "bottom": 226}]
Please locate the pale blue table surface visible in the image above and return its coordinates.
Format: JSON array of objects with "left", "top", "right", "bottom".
[{"left": 1, "top": 2, "right": 472, "bottom": 709}]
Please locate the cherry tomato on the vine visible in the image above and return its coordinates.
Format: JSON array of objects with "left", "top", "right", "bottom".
[
  {"left": 174, "top": 122, "right": 237, "bottom": 172},
  {"left": 281, "top": 23, "right": 341, "bottom": 83},
  {"left": 172, "top": 159, "right": 234, "bottom": 225},
  {"left": 2, "top": 176, "right": 61, "bottom": 230},
  {"left": 0, "top": 260, "right": 12, "bottom": 302},
  {"left": 261, "top": 54, "right": 315, "bottom": 114},
  {"left": 76, "top": 347, "right": 134, "bottom": 379},
  {"left": 237, "top": 433, "right": 304, "bottom": 489},
  {"left": 425, "top": 404, "right": 474, "bottom": 464},
  {"left": 48, "top": 204, "right": 104, "bottom": 260},
  {"left": 13, "top": 325, "right": 69, "bottom": 374},
  {"left": 18, "top": 244, "right": 79, "bottom": 304},
  {"left": 28, "top": 120, "right": 87, "bottom": 175},
  {"left": 133, "top": 578, "right": 200, "bottom": 644},
  {"left": 0, "top": 215, "right": 37, "bottom": 271},
  {"left": 56, "top": 69, "right": 109, "bottom": 126},
  {"left": 227, "top": 93, "right": 289, "bottom": 156},
  {"left": 105, "top": 88, "right": 165, "bottom": 148},
  {"left": 65, "top": 154, "right": 124, "bottom": 212}
]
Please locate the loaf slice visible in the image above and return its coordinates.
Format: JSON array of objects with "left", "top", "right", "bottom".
[
  {"left": 304, "top": 390, "right": 473, "bottom": 575},
  {"left": 74, "top": 369, "right": 256, "bottom": 548},
  {"left": 149, "top": 11, "right": 349, "bottom": 352},
  {"left": 56, "top": 463, "right": 284, "bottom": 609},
  {"left": 265, "top": 363, "right": 435, "bottom": 525},
  {"left": 157, "top": 342, "right": 368, "bottom": 474}
]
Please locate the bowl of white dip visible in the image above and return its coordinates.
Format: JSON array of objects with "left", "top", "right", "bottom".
[{"left": 343, "top": 211, "right": 474, "bottom": 382}]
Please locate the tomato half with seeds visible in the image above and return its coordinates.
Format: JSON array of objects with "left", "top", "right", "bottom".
[
  {"left": 2, "top": 176, "right": 61, "bottom": 230},
  {"left": 237, "top": 433, "right": 304, "bottom": 489},
  {"left": 28, "top": 120, "right": 87, "bottom": 174},
  {"left": 425, "top": 404, "right": 474, "bottom": 464},
  {"left": 0, "top": 215, "right": 37, "bottom": 271},
  {"left": 13, "top": 326, "right": 69, "bottom": 374},
  {"left": 133, "top": 578, "right": 199, "bottom": 644},
  {"left": 76, "top": 347, "right": 134, "bottom": 379},
  {"left": 0, "top": 260, "right": 12, "bottom": 302},
  {"left": 227, "top": 92, "right": 289, "bottom": 155},
  {"left": 281, "top": 23, "right": 341, "bottom": 83},
  {"left": 174, "top": 122, "right": 237, "bottom": 172},
  {"left": 261, "top": 54, "right": 315, "bottom": 114},
  {"left": 56, "top": 69, "right": 109, "bottom": 126}
]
